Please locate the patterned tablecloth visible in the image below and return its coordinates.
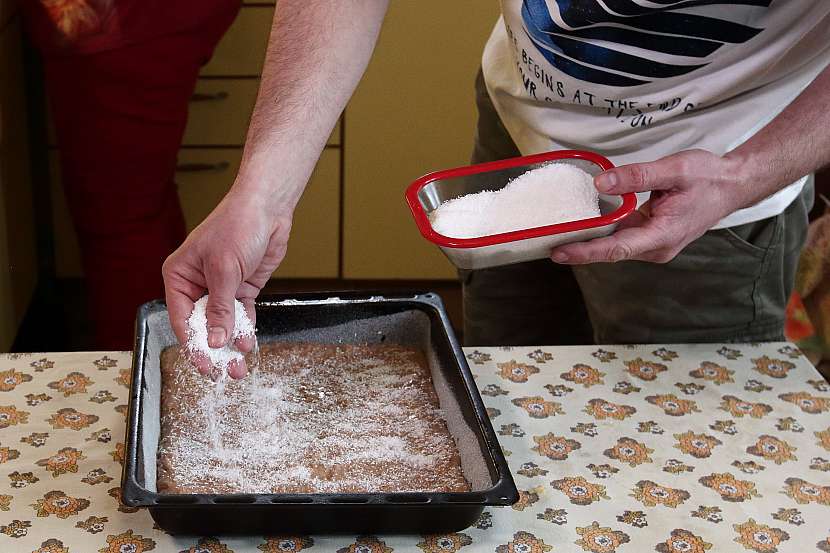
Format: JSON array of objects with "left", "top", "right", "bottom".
[{"left": 0, "top": 343, "right": 828, "bottom": 553}]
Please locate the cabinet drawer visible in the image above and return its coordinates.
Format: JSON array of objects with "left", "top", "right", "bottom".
[
  {"left": 179, "top": 79, "right": 341, "bottom": 146},
  {"left": 45, "top": 80, "right": 261, "bottom": 147},
  {"left": 183, "top": 79, "right": 340, "bottom": 145},
  {"left": 201, "top": 5, "right": 273, "bottom": 77},
  {"left": 182, "top": 80, "right": 259, "bottom": 146},
  {"left": 51, "top": 148, "right": 341, "bottom": 279},
  {"left": 176, "top": 149, "right": 340, "bottom": 278},
  {"left": 50, "top": 79, "right": 340, "bottom": 147}
]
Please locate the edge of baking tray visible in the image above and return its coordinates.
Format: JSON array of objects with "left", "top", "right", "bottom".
[{"left": 121, "top": 291, "right": 519, "bottom": 509}]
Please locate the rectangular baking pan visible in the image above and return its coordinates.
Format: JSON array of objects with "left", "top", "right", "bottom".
[{"left": 121, "top": 291, "right": 518, "bottom": 534}]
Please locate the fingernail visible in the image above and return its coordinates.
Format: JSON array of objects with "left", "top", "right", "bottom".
[
  {"left": 552, "top": 251, "right": 569, "bottom": 263},
  {"left": 596, "top": 172, "right": 618, "bottom": 193},
  {"left": 208, "top": 327, "right": 227, "bottom": 348}
]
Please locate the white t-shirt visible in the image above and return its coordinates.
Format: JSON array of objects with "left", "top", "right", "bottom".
[{"left": 482, "top": 0, "right": 830, "bottom": 228}]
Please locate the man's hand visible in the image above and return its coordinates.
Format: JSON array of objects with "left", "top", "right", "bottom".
[
  {"left": 550, "top": 149, "right": 747, "bottom": 264},
  {"left": 552, "top": 62, "right": 830, "bottom": 265},
  {"left": 162, "top": 189, "right": 291, "bottom": 379}
]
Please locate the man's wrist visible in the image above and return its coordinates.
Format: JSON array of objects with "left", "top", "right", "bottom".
[
  {"left": 720, "top": 149, "right": 768, "bottom": 212},
  {"left": 226, "top": 173, "right": 295, "bottom": 227},
  {"left": 231, "top": 148, "right": 308, "bottom": 220}
]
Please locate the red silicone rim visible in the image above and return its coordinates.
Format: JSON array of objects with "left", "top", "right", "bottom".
[{"left": 405, "top": 150, "right": 636, "bottom": 249}]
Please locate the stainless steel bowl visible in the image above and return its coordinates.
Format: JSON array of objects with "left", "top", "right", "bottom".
[{"left": 406, "top": 150, "right": 636, "bottom": 270}]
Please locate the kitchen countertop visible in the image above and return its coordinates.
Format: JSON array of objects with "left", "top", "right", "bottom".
[{"left": 0, "top": 343, "right": 828, "bottom": 552}]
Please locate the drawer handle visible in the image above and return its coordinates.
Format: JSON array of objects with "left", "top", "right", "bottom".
[
  {"left": 176, "top": 161, "right": 230, "bottom": 172},
  {"left": 190, "top": 91, "right": 229, "bottom": 102}
]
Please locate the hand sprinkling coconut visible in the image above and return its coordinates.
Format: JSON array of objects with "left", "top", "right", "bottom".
[{"left": 185, "top": 295, "right": 256, "bottom": 380}]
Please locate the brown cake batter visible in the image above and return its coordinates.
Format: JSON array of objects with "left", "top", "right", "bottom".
[{"left": 157, "top": 343, "right": 470, "bottom": 494}]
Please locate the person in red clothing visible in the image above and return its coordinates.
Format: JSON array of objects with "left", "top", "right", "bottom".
[{"left": 21, "top": 0, "right": 240, "bottom": 349}]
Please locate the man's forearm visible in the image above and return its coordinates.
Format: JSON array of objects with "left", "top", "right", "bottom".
[
  {"left": 234, "top": 0, "right": 389, "bottom": 215},
  {"left": 726, "top": 62, "right": 830, "bottom": 208}
]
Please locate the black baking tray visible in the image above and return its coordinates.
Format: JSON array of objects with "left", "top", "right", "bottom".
[{"left": 121, "top": 291, "right": 518, "bottom": 535}]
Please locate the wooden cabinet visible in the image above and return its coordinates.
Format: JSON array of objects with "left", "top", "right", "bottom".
[
  {"left": 0, "top": 16, "right": 37, "bottom": 350},
  {"left": 184, "top": 5, "right": 342, "bottom": 279},
  {"left": 48, "top": 2, "right": 499, "bottom": 284},
  {"left": 175, "top": 149, "right": 340, "bottom": 278},
  {"left": 343, "top": 1, "right": 500, "bottom": 279},
  {"left": 183, "top": 80, "right": 260, "bottom": 145},
  {"left": 50, "top": 4, "right": 342, "bottom": 280},
  {"left": 182, "top": 79, "right": 340, "bottom": 146},
  {"left": 51, "top": 147, "right": 341, "bottom": 279},
  {"left": 187, "top": 1, "right": 498, "bottom": 281}
]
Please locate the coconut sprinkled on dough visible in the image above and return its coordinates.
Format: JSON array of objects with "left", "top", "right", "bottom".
[
  {"left": 185, "top": 296, "right": 255, "bottom": 371},
  {"left": 157, "top": 343, "right": 470, "bottom": 494}
]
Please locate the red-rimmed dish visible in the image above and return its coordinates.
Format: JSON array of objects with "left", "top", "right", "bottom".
[{"left": 405, "top": 150, "right": 636, "bottom": 270}]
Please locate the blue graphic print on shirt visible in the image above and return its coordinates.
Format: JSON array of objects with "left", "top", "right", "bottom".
[{"left": 521, "top": 0, "right": 770, "bottom": 86}]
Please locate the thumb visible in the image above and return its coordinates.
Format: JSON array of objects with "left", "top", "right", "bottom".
[{"left": 204, "top": 261, "right": 240, "bottom": 349}]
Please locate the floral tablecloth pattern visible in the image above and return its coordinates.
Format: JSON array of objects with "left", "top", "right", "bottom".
[{"left": 0, "top": 343, "right": 828, "bottom": 553}]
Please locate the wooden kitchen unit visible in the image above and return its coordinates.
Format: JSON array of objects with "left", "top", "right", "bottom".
[
  {"left": 48, "top": 1, "right": 499, "bottom": 282},
  {"left": 6, "top": 1, "right": 500, "bottom": 350}
]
